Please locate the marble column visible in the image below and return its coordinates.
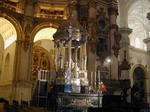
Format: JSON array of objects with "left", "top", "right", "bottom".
[{"left": 13, "top": 0, "right": 35, "bottom": 104}]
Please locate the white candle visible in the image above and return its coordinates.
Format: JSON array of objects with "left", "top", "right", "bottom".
[{"left": 91, "top": 71, "right": 93, "bottom": 85}]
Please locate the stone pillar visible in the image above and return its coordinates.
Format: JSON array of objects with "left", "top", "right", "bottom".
[
  {"left": 144, "top": 38, "right": 150, "bottom": 52},
  {"left": 13, "top": 0, "right": 35, "bottom": 104},
  {"left": 117, "top": 0, "right": 128, "bottom": 28},
  {"left": 108, "top": 7, "right": 119, "bottom": 79},
  {"left": 13, "top": 40, "right": 33, "bottom": 104},
  {"left": 144, "top": 38, "right": 150, "bottom": 72},
  {"left": 144, "top": 38, "right": 150, "bottom": 103},
  {"left": 118, "top": 0, "right": 132, "bottom": 80},
  {"left": 119, "top": 27, "right": 132, "bottom": 79}
]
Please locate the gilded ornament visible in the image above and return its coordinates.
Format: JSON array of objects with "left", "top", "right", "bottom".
[{"left": 108, "top": 7, "right": 118, "bottom": 16}]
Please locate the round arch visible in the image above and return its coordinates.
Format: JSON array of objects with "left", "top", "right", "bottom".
[
  {"left": 131, "top": 64, "right": 148, "bottom": 80},
  {"left": 30, "top": 22, "right": 59, "bottom": 80},
  {"left": 0, "top": 12, "right": 23, "bottom": 41},
  {"left": 31, "top": 22, "right": 59, "bottom": 42},
  {"left": 30, "top": 22, "right": 59, "bottom": 73},
  {"left": 0, "top": 11, "right": 23, "bottom": 84}
]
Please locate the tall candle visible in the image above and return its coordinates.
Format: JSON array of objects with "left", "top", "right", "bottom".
[
  {"left": 91, "top": 71, "right": 93, "bottom": 86},
  {"left": 95, "top": 71, "right": 96, "bottom": 87}
]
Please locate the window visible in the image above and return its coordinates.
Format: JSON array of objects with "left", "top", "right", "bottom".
[{"left": 135, "top": 37, "right": 140, "bottom": 48}]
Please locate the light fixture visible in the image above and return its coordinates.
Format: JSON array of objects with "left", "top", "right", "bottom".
[{"left": 106, "top": 58, "right": 111, "bottom": 63}]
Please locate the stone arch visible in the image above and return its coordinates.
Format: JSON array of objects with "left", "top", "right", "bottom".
[
  {"left": 131, "top": 64, "right": 148, "bottom": 80},
  {"left": 31, "top": 22, "right": 59, "bottom": 42},
  {"left": 29, "top": 22, "right": 59, "bottom": 79},
  {"left": 0, "top": 12, "right": 23, "bottom": 41},
  {"left": 0, "top": 12, "right": 23, "bottom": 83}
]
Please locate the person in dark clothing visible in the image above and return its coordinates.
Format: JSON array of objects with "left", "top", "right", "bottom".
[
  {"left": 131, "top": 83, "right": 140, "bottom": 107},
  {"left": 141, "top": 98, "right": 149, "bottom": 112}
]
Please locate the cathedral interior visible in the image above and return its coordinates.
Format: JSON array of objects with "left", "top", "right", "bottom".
[{"left": 0, "top": 0, "right": 150, "bottom": 112}]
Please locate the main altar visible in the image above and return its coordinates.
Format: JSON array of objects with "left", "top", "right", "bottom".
[{"left": 47, "top": 1, "right": 131, "bottom": 112}]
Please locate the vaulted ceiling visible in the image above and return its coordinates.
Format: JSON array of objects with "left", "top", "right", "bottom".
[
  {"left": 127, "top": 0, "right": 150, "bottom": 50},
  {"left": 0, "top": 17, "right": 17, "bottom": 49}
]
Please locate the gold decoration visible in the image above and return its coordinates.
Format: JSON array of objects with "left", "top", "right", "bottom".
[
  {"left": 89, "top": 0, "right": 97, "bottom": 8},
  {"left": 23, "top": 39, "right": 30, "bottom": 51},
  {"left": 97, "top": 8, "right": 106, "bottom": 17},
  {"left": 108, "top": 7, "right": 118, "bottom": 16},
  {"left": 88, "top": 37, "right": 98, "bottom": 54},
  {"left": 50, "top": 49, "right": 55, "bottom": 55}
]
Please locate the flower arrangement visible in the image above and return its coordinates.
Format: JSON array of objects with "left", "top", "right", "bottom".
[{"left": 97, "top": 81, "right": 107, "bottom": 93}]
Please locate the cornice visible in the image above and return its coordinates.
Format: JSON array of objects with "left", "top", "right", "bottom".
[
  {"left": 143, "top": 38, "right": 150, "bottom": 44},
  {"left": 119, "top": 27, "right": 132, "bottom": 35}
]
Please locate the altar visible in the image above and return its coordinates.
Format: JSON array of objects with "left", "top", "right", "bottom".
[{"left": 49, "top": 2, "right": 123, "bottom": 112}]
